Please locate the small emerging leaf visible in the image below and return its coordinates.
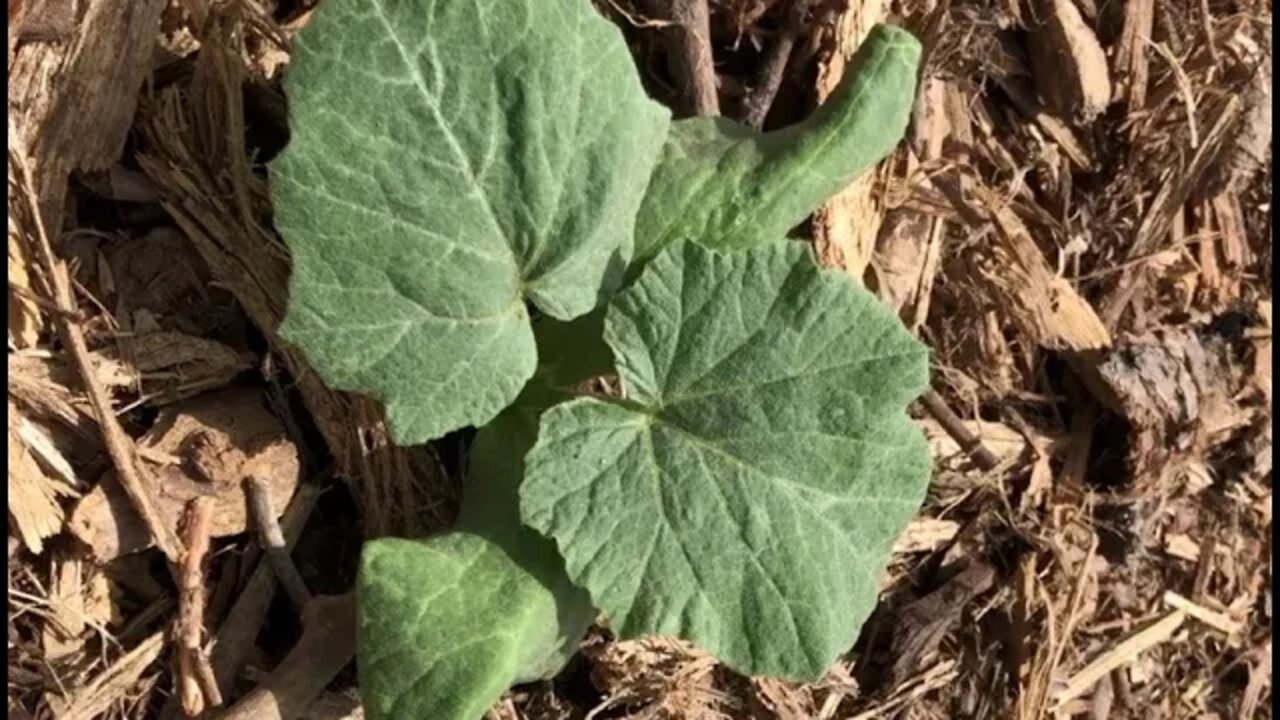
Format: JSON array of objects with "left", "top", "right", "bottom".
[
  {"left": 633, "top": 25, "right": 921, "bottom": 261},
  {"left": 272, "top": 0, "right": 670, "bottom": 443},
  {"left": 359, "top": 410, "right": 593, "bottom": 720},
  {"left": 521, "top": 240, "right": 931, "bottom": 680}
]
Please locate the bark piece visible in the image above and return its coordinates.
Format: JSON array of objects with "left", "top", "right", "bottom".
[
  {"left": 1026, "top": 0, "right": 1112, "bottom": 122},
  {"left": 1200, "top": 39, "right": 1272, "bottom": 199},
  {"left": 1087, "top": 327, "right": 1254, "bottom": 487},
  {"left": 68, "top": 390, "right": 301, "bottom": 561},
  {"left": 9, "top": 0, "right": 167, "bottom": 235},
  {"left": 888, "top": 561, "right": 996, "bottom": 684}
]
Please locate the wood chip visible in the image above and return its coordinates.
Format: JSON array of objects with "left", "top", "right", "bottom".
[
  {"left": 1026, "top": 0, "right": 1112, "bottom": 122},
  {"left": 1161, "top": 591, "right": 1243, "bottom": 639},
  {"left": 1051, "top": 611, "right": 1187, "bottom": 709},
  {"left": 40, "top": 550, "right": 112, "bottom": 661},
  {"left": 888, "top": 562, "right": 996, "bottom": 684},
  {"left": 9, "top": 0, "right": 168, "bottom": 247},
  {"left": 68, "top": 390, "right": 301, "bottom": 561},
  {"left": 8, "top": 403, "right": 78, "bottom": 554},
  {"left": 7, "top": 218, "right": 43, "bottom": 348},
  {"left": 1101, "top": 96, "right": 1242, "bottom": 327},
  {"left": 1238, "top": 642, "right": 1271, "bottom": 719},
  {"left": 52, "top": 631, "right": 166, "bottom": 720},
  {"left": 942, "top": 177, "right": 1111, "bottom": 351},
  {"left": 893, "top": 518, "right": 962, "bottom": 554},
  {"left": 919, "top": 417, "right": 1036, "bottom": 465},
  {"left": 1164, "top": 533, "right": 1202, "bottom": 563},
  {"left": 1114, "top": 0, "right": 1155, "bottom": 111}
]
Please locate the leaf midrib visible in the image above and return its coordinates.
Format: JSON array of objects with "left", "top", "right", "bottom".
[{"left": 368, "top": 0, "right": 513, "bottom": 269}]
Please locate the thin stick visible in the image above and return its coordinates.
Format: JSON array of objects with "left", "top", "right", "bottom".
[
  {"left": 246, "top": 476, "right": 313, "bottom": 610},
  {"left": 917, "top": 389, "right": 1001, "bottom": 471},
  {"left": 643, "top": 0, "right": 719, "bottom": 116},
  {"left": 740, "top": 0, "right": 822, "bottom": 128},
  {"left": 177, "top": 497, "right": 223, "bottom": 716},
  {"left": 10, "top": 148, "right": 185, "bottom": 563},
  {"left": 210, "top": 593, "right": 357, "bottom": 720},
  {"left": 157, "top": 481, "right": 323, "bottom": 720}
]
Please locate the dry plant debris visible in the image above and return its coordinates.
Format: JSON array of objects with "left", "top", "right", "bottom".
[
  {"left": 5, "top": 0, "right": 1272, "bottom": 717},
  {"left": 67, "top": 390, "right": 300, "bottom": 562}
]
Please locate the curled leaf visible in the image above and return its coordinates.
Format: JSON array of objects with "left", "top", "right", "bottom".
[{"left": 633, "top": 24, "right": 922, "bottom": 261}]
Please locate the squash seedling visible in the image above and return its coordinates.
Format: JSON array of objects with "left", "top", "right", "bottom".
[{"left": 271, "top": 0, "right": 927, "bottom": 717}]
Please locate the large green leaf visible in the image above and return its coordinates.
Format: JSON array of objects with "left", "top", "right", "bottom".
[
  {"left": 521, "top": 240, "right": 931, "bottom": 680},
  {"left": 359, "top": 409, "right": 593, "bottom": 720},
  {"left": 272, "top": 0, "right": 670, "bottom": 443},
  {"left": 633, "top": 25, "right": 921, "bottom": 261}
]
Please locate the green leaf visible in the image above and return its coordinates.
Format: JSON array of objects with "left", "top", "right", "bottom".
[
  {"left": 633, "top": 25, "right": 921, "bottom": 261},
  {"left": 359, "top": 410, "right": 593, "bottom": 720},
  {"left": 272, "top": 0, "right": 670, "bottom": 444},
  {"left": 521, "top": 240, "right": 931, "bottom": 680}
]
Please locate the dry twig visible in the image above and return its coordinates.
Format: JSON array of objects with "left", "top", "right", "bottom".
[
  {"left": 246, "top": 475, "right": 313, "bottom": 610},
  {"left": 177, "top": 497, "right": 223, "bottom": 717},
  {"left": 917, "top": 390, "right": 1000, "bottom": 471},
  {"left": 9, "top": 147, "right": 185, "bottom": 563},
  {"left": 741, "top": 0, "right": 823, "bottom": 128},
  {"left": 642, "top": 0, "right": 720, "bottom": 116}
]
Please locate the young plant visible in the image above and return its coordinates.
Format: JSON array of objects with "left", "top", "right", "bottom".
[{"left": 271, "top": 0, "right": 927, "bottom": 717}]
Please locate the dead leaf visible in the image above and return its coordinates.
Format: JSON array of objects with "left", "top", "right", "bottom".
[{"left": 68, "top": 390, "right": 300, "bottom": 561}]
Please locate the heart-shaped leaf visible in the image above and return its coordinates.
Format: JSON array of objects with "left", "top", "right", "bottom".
[
  {"left": 521, "top": 239, "right": 931, "bottom": 679},
  {"left": 272, "top": 0, "right": 670, "bottom": 443},
  {"left": 633, "top": 25, "right": 921, "bottom": 261}
]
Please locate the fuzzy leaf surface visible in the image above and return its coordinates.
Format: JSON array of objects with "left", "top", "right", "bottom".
[
  {"left": 522, "top": 240, "right": 931, "bottom": 679},
  {"left": 272, "top": 0, "right": 670, "bottom": 443},
  {"left": 359, "top": 410, "right": 593, "bottom": 720},
  {"left": 633, "top": 25, "right": 921, "bottom": 261}
]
